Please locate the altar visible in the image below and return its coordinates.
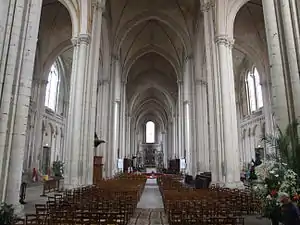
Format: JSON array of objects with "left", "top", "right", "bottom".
[{"left": 136, "top": 143, "right": 164, "bottom": 170}]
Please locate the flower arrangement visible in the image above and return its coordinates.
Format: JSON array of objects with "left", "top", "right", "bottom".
[{"left": 252, "top": 160, "right": 299, "bottom": 220}]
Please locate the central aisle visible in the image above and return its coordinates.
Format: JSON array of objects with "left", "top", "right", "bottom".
[
  {"left": 137, "top": 178, "right": 164, "bottom": 208},
  {"left": 128, "top": 178, "right": 168, "bottom": 225}
]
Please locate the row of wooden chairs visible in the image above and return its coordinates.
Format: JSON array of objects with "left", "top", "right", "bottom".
[
  {"left": 158, "top": 175, "right": 261, "bottom": 225},
  {"left": 14, "top": 174, "right": 147, "bottom": 225}
]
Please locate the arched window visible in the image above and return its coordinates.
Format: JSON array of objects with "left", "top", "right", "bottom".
[
  {"left": 45, "top": 62, "right": 60, "bottom": 111},
  {"left": 146, "top": 121, "right": 155, "bottom": 143},
  {"left": 245, "top": 67, "right": 263, "bottom": 114}
]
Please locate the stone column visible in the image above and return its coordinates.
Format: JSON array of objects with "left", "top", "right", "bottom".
[
  {"left": 168, "top": 122, "right": 173, "bottom": 160},
  {"left": 126, "top": 115, "right": 131, "bottom": 157},
  {"left": 111, "top": 56, "right": 121, "bottom": 175},
  {"left": 31, "top": 78, "right": 48, "bottom": 171},
  {"left": 162, "top": 131, "right": 168, "bottom": 167},
  {"left": 290, "top": 0, "right": 300, "bottom": 63},
  {"left": 261, "top": 80, "right": 274, "bottom": 135},
  {"left": 195, "top": 80, "right": 210, "bottom": 173},
  {"left": 262, "top": 0, "right": 289, "bottom": 129},
  {"left": 278, "top": 0, "right": 300, "bottom": 120},
  {"left": 83, "top": 1, "right": 105, "bottom": 185},
  {"left": 177, "top": 80, "right": 184, "bottom": 158},
  {"left": 0, "top": 0, "right": 43, "bottom": 209},
  {"left": 215, "top": 35, "right": 243, "bottom": 188},
  {"left": 202, "top": 81, "right": 210, "bottom": 171},
  {"left": 95, "top": 80, "right": 103, "bottom": 157},
  {"left": 195, "top": 80, "right": 203, "bottom": 173},
  {"left": 183, "top": 57, "right": 193, "bottom": 175},
  {"left": 172, "top": 116, "right": 177, "bottom": 158},
  {"left": 119, "top": 82, "right": 127, "bottom": 158},
  {"left": 201, "top": 0, "right": 223, "bottom": 183},
  {"left": 64, "top": 34, "right": 90, "bottom": 189},
  {"left": 100, "top": 79, "right": 110, "bottom": 176}
]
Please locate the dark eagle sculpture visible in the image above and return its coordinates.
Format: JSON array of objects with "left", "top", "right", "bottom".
[{"left": 94, "top": 132, "right": 105, "bottom": 147}]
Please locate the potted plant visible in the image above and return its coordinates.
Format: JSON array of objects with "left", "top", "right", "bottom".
[
  {"left": 52, "top": 161, "right": 64, "bottom": 178},
  {"left": 0, "top": 203, "right": 17, "bottom": 225},
  {"left": 253, "top": 161, "right": 299, "bottom": 224}
]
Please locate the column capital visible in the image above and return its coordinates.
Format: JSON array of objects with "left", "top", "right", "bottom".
[
  {"left": 200, "top": 0, "right": 215, "bottom": 12},
  {"left": 71, "top": 34, "right": 91, "bottom": 46},
  {"left": 215, "top": 35, "right": 235, "bottom": 48},
  {"left": 78, "top": 34, "right": 91, "bottom": 45}
]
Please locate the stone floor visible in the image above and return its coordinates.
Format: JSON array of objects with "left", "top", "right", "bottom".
[
  {"left": 23, "top": 179, "right": 270, "bottom": 224},
  {"left": 137, "top": 178, "right": 164, "bottom": 209},
  {"left": 23, "top": 185, "right": 51, "bottom": 214}
]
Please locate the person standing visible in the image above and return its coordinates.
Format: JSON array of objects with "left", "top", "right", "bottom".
[{"left": 279, "top": 192, "right": 300, "bottom": 225}]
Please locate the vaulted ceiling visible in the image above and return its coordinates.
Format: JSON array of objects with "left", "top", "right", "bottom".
[{"left": 106, "top": 0, "right": 199, "bottom": 130}]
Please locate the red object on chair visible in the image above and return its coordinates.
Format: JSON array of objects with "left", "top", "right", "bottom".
[{"left": 32, "top": 168, "right": 38, "bottom": 182}]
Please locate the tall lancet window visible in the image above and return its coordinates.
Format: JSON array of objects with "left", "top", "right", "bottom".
[
  {"left": 146, "top": 121, "right": 155, "bottom": 143},
  {"left": 45, "top": 62, "right": 60, "bottom": 111},
  {"left": 245, "top": 67, "right": 263, "bottom": 114}
]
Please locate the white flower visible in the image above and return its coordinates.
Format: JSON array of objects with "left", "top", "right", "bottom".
[
  {"left": 266, "top": 195, "right": 272, "bottom": 200},
  {"left": 275, "top": 174, "right": 279, "bottom": 177}
]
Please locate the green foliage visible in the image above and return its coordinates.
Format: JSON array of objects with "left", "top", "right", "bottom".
[
  {"left": 52, "top": 161, "right": 64, "bottom": 177},
  {"left": 262, "top": 120, "right": 300, "bottom": 175},
  {"left": 0, "top": 203, "right": 17, "bottom": 225},
  {"left": 253, "top": 160, "right": 299, "bottom": 220}
]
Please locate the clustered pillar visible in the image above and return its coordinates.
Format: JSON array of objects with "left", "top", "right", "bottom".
[{"left": 0, "top": 0, "right": 43, "bottom": 211}]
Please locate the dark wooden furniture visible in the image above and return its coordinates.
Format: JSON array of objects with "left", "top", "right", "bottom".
[
  {"left": 123, "top": 158, "right": 132, "bottom": 173},
  {"left": 93, "top": 156, "right": 103, "bottom": 184},
  {"left": 168, "top": 159, "right": 180, "bottom": 174}
]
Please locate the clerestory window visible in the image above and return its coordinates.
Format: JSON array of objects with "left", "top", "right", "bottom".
[
  {"left": 146, "top": 121, "right": 155, "bottom": 143},
  {"left": 245, "top": 67, "right": 263, "bottom": 114},
  {"left": 45, "top": 62, "right": 60, "bottom": 111}
]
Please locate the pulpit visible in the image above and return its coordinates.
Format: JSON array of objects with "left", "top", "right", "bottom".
[{"left": 93, "top": 156, "right": 103, "bottom": 184}]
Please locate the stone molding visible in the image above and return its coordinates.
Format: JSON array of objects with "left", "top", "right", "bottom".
[
  {"left": 200, "top": 1, "right": 215, "bottom": 12},
  {"left": 184, "top": 54, "right": 193, "bottom": 64},
  {"left": 92, "top": 0, "right": 106, "bottom": 12},
  {"left": 215, "top": 35, "right": 235, "bottom": 48},
  {"left": 195, "top": 79, "right": 208, "bottom": 86},
  {"left": 177, "top": 79, "right": 183, "bottom": 85},
  {"left": 97, "top": 79, "right": 110, "bottom": 86},
  {"left": 78, "top": 34, "right": 91, "bottom": 45},
  {"left": 112, "top": 54, "right": 120, "bottom": 61},
  {"left": 71, "top": 37, "right": 79, "bottom": 47}
]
